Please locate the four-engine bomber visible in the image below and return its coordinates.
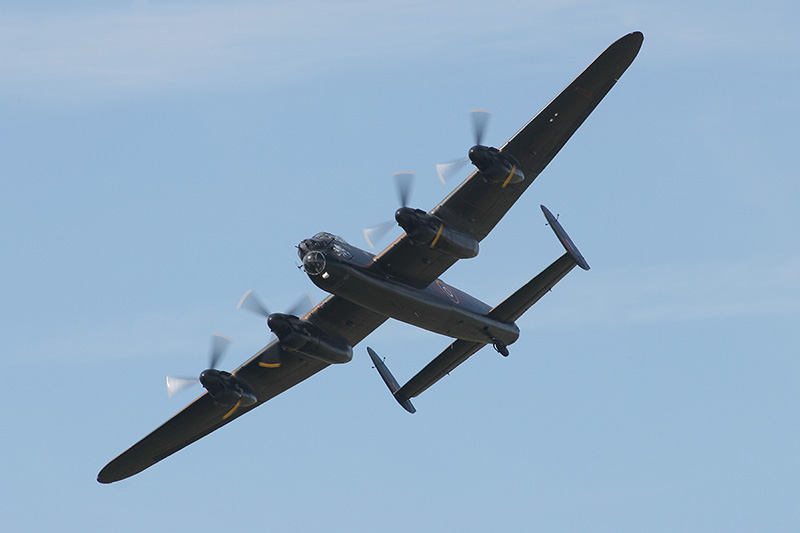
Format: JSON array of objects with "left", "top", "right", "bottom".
[{"left": 97, "top": 31, "right": 644, "bottom": 484}]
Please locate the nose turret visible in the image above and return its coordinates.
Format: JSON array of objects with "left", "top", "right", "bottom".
[{"left": 302, "top": 251, "right": 326, "bottom": 276}]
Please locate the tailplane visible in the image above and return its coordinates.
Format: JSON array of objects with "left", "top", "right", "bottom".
[
  {"left": 489, "top": 205, "right": 587, "bottom": 323},
  {"left": 369, "top": 206, "right": 588, "bottom": 412}
]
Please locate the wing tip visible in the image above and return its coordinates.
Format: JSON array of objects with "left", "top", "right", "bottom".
[
  {"left": 96, "top": 462, "right": 129, "bottom": 485},
  {"left": 619, "top": 31, "right": 645, "bottom": 56}
]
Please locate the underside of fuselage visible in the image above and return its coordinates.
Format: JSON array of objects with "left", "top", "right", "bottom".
[{"left": 297, "top": 233, "right": 519, "bottom": 346}]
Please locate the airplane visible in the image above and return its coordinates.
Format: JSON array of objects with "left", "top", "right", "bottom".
[{"left": 97, "top": 31, "right": 644, "bottom": 484}]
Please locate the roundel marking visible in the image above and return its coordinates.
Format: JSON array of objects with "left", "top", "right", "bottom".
[{"left": 436, "top": 280, "right": 460, "bottom": 304}]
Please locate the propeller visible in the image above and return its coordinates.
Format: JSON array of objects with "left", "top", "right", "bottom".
[
  {"left": 435, "top": 109, "right": 491, "bottom": 184},
  {"left": 166, "top": 333, "right": 232, "bottom": 397},
  {"left": 237, "top": 289, "right": 314, "bottom": 321},
  {"left": 238, "top": 289, "right": 314, "bottom": 368},
  {"left": 363, "top": 171, "right": 415, "bottom": 249},
  {"left": 237, "top": 289, "right": 270, "bottom": 318},
  {"left": 471, "top": 108, "right": 491, "bottom": 146}
]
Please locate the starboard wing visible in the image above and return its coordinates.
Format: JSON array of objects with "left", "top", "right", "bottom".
[{"left": 369, "top": 32, "right": 643, "bottom": 287}]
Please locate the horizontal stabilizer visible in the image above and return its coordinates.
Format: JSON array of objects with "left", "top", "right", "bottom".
[
  {"left": 488, "top": 206, "right": 589, "bottom": 323},
  {"left": 488, "top": 254, "right": 577, "bottom": 324},
  {"left": 367, "top": 347, "right": 416, "bottom": 413},
  {"left": 373, "top": 208, "right": 591, "bottom": 408},
  {"left": 395, "top": 339, "right": 486, "bottom": 401}
]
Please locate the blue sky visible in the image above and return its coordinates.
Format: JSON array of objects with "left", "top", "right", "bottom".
[{"left": 3, "top": 1, "right": 799, "bottom": 531}]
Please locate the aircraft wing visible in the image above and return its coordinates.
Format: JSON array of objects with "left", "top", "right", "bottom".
[
  {"left": 99, "top": 32, "right": 642, "bottom": 483},
  {"left": 98, "top": 295, "right": 386, "bottom": 484},
  {"left": 370, "top": 32, "right": 643, "bottom": 287},
  {"left": 97, "top": 341, "right": 325, "bottom": 484}
]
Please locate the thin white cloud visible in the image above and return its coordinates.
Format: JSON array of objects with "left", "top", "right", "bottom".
[
  {"left": 521, "top": 255, "right": 800, "bottom": 329},
  {"left": 2, "top": 1, "right": 797, "bottom": 103},
  {"left": 12, "top": 301, "right": 281, "bottom": 367},
  {"left": 0, "top": 0, "right": 616, "bottom": 102},
  {"left": 16, "top": 305, "right": 216, "bottom": 364},
  {"left": 0, "top": 2, "right": 504, "bottom": 100},
  {"left": 23, "top": 255, "right": 798, "bottom": 365}
]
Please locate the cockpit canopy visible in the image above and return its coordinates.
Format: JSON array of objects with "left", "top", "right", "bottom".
[
  {"left": 298, "top": 232, "right": 351, "bottom": 261},
  {"left": 311, "top": 232, "right": 348, "bottom": 245}
]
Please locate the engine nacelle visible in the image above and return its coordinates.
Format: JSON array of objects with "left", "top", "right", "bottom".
[
  {"left": 267, "top": 313, "right": 353, "bottom": 364},
  {"left": 199, "top": 369, "right": 257, "bottom": 407},
  {"left": 395, "top": 207, "right": 479, "bottom": 259},
  {"left": 468, "top": 145, "right": 525, "bottom": 186}
]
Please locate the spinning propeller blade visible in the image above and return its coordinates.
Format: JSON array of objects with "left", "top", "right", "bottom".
[
  {"left": 208, "top": 333, "right": 232, "bottom": 369},
  {"left": 435, "top": 109, "right": 492, "bottom": 184},
  {"left": 165, "top": 376, "right": 197, "bottom": 398},
  {"left": 285, "top": 292, "right": 314, "bottom": 317},
  {"left": 363, "top": 221, "right": 397, "bottom": 249},
  {"left": 237, "top": 289, "right": 270, "bottom": 318},
  {"left": 393, "top": 171, "right": 414, "bottom": 208},
  {"left": 435, "top": 158, "right": 468, "bottom": 184},
  {"left": 363, "top": 171, "right": 416, "bottom": 249},
  {"left": 238, "top": 290, "right": 314, "bottom": 319},
  {"left": 471, "top": 108, "right": 491, "bottom": 146},
  {"left": 237, "top": 290, "right": 314, "bottom": 370},
  {"left": 165, "top": 333, "right": 232, "bottom": 398}
]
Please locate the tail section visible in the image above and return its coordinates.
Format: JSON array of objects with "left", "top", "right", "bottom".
[
  {"left": 369, "top": 206, "right": 588, "bottom": 412},
  {"left": 489, "top": 205, "right": 587, "bottom": 323}
]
